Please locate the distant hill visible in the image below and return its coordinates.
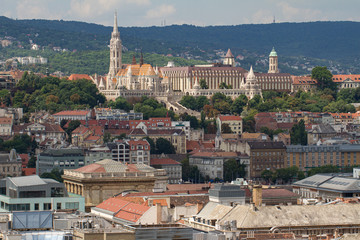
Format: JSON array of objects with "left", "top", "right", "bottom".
[{"left": 2, "top": 16, "right": 360, "bottom": 74}]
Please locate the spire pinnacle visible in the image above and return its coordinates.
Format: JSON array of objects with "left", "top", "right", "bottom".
[
  {"left": 113, "top": 11, "right": 118, "bottom": 33},
  {"left": 247, "top": 66, "right": 255, "bottom": 80}
]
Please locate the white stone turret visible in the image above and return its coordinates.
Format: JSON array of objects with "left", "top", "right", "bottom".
[
  {"left": 193, "top": 77, "right": 200, "bottom": 90},
  {"left": 99, "top": 78, "right": 105, "bottom": 90},
  {"left": 245, "top": 66, "right": 262, "bottom": 99},
  {"left": 107, "top": 11, "right": 122, "bottom": 88}
]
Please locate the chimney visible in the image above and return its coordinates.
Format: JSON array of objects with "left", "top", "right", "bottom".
[
  {"left": 156, "top": 203, "right": 162, "bottom": 224},
  {"left": 252, "top": 184, "right": 262, "bottom": 208}
]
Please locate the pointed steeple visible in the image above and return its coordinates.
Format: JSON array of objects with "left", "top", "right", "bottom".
[
  {"left": 113, "top": 11, "right": 118, "bottom": 33},
  {"left": 269, "top": 47, "right": 277, "bottom": 57},
  {"left": 247, "top": 65, "right": 255, "bottom": 80},
  {"left": 225, "top": 49, "right": 234, "bottom": 58}
]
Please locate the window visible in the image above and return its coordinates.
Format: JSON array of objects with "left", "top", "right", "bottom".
[
  {"left": 65, "top": 202, "right": 79, "bottom": 210},
  {"left": 34, "top": 203, "right": 39, "bottom": 210},
  {"left": 43, "top": 203, "right": 52, "bottom": 210}
]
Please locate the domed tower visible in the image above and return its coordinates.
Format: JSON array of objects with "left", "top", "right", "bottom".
[
  {"left": 223, "top": 49, "right": 235, "bottom": 67},
  {"left": 107, "top": 11, "right": 122, "bottom": 89},
  {"left": 268, "top": 47, "right": 279, "bottom": 73}
]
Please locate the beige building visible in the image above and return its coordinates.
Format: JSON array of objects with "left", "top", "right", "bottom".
[
  {"left": 292, "top": 76, "right": 317, "bottom": 92},
  {"left": 62, "top": 159, "right": 167, "bottom": 211},
  {"left": 0, "top": 149, "right": 22, "bottom": 178},
  {"left": 0, "top": 117, "right": 12, "bottom": 136},
  {"left": 128, "top": 128, "right": 187, "bottom": 154},
  {"left": 216, "top": 115, "right": 243, "bottom": 134}
]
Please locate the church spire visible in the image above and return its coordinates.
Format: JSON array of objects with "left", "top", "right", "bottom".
[
  {"left": 132, "top": 55, "right": 137, "bottom": 65},
  {"left": 113, "top": 11, "right": 118, "bottom": 33}
]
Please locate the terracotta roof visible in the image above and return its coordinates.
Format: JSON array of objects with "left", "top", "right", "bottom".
[
  {"left": 241, "top": 132, "right": 266, "bottom": 139},
  {"left": 117, "top": 64, "right": 158, "bottom": 77},
  {"left": 0, "top": 117, "right": 12, "bottom": 124},
  {"left": 292, "top": 76, "right": 317, "bottom": 85},
  {"left": 68, "top": 74, "right": 91, "bottom": 81},
  {"left": 53, "top": 110, "right": 90, "bottom": 116},
  {"left": 167, "top": 183, "right": 211, "bottom": 192},
  {"left": 150, "top": 158, "right": 180, "bottom": 165},
  {"left": 218, "top": 115, "right": 242, "bottom": 121},
  {"left": 96, "top": 197, "right": 150, "bottom": 223},
  {"left": 22, "top": 169, "right": 36, "bottom": 176},
  {"left": 333, "top": 74, "right": 360, "bottom": 82}
]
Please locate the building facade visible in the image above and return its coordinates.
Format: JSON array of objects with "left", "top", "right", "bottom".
[
  {"left": 0, "top": 175, "right": 84, "bottom": 212},
  {"left": 247, "top": 141, "right": 286, "bottom": 179},
  {"left": 216, "top": 115, "right": 243, "bottom": 135},
  {"left": 150, "top": 157, "right": 182, "bottom": 184},
  {"left": 107, "top": 139, "right": 150, "bottom": 165},
  {"left": 62, "top": 159, "right": 167, "bottom": 211},
  {"left": 37, "top": 148, "right": 85, "bottom": 175},
  {"left": 286, "top": 144, "right": 360, "bottom": 171}
]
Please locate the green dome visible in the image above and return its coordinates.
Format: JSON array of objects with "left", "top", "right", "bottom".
[{"left": 269, "top": 47, "right": 277, "bottom": 57}]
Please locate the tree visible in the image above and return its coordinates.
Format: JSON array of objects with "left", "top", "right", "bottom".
[
  {"left": 179, "top": 95, "right": 197, "bottom": 110},
  {"left": 181, "top": 157, "right": 204, "bottom": 183},
  {"left": 66, "top": 120, "right": 81, "bottom": 142},
  {"left": 111, "top": 96, "right": 133, "bottom": 112},
  {"left": 230, "top": 94, "right": 248, "bottom": 114},
  {"left": 219, "top": 82, "right": 232, "bottom": 89},
  {"left": 41, "top": 168, "right": 64, "bottom": 182},
  {"left": 143, "top": 137, "right": 156, "bottom": 154},
  {"left": 290, "top": 119, "right": 307, "bottom": 145},
  {"left": 155, "top": 138, "right": 176, "bottom": 154},
  {"left": 311, "top": 66, "right": 336, "bottom": 91},
  {"left": 307, "top": 165, "right": 340, "bottom": 176},
  {"left": 221, "top": 123, "right": 232, "bottom": 133},
  {"left": 199, "top": 79, "right": 208, "bottom": 89},
  {"left": 27, "top": 156, "right": 37, "bottom": 168},
  {"left": 223, "top": 159, "right": 246, "bottom": 182},
  {"left": 103, "top": 132, "right": 112, "bottom": 143},
  {"left": 261, "top": 170, "right": 273, "bottom": 184}
]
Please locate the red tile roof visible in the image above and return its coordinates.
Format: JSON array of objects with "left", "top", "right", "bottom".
[
  {"left": 150, "top": 158, "right": 180, "bottom": 165},
  {"left": 68, "top": 74, "right": 92, "bottom": 81},
  {"left": 292, "top": 76, "right": 317, "bottom": 85},
  {"left": 332, "top": 74, "right": 360, "bottom": 82},
  {"left": 0, "top": 117, "right": 12, "bottom": 124},
  {"left": 96, "top": 197, "right": 150, "bottom": 223},
  {"left": 218, "top": 115, "right": 242, "bottom": 121},
  {"left": 22, "top": 168, "right": 36, "bottom": 176},
  {"left": 53, "top": 110, "right": 90, "bottom": 116}
]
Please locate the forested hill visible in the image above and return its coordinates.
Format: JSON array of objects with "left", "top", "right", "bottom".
[{"left": 3, "top": 17, "right": 360, "bottom": 60}]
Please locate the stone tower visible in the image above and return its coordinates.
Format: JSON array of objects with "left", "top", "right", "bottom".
[
  {"left": 268, "top": 47, "right": 279, "bottom": 73},
  {"left": 107, "top": 11, "right": 122, "bottom": 89},
  {"left": 245, "top": 66, "right": 262, "bottom": 99},
  {"left": 223, "top": 49, "right": 235, "bottom": 67}
]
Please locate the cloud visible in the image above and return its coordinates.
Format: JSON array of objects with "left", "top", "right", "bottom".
[
  {"left": 277, "top": 1, "right": 320, "bottom": 22},
  {"left": 68, "top": 0, "right": 150, "bottom": 19},
  {"left": 16, "top": 0, "right": 60, "bottom": 19},
  {"left": 146, "top": 4, "right": 175, "bottom": 19},
  {"left": 251, "top": 9, "right": 274, "bottom": 24}
]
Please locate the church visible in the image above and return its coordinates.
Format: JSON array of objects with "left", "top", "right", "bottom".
[{"left": 93, "top": 13, "right": 291, "bottom": 101}]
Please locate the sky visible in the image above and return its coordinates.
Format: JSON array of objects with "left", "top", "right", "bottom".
[{"left": 1, "top": 0, "right": 359, "bottom": 27}]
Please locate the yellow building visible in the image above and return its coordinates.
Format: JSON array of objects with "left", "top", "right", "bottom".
[{"left": 286, "top": 144, "right": 360, "bottom": 171}]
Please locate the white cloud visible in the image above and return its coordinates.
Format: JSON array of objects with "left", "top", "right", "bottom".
[
  {"left": 277, "top": 1, "right": 320, "bottom": 22},
  {"left": 16, "top": 0, "right": 60, "bottom": 19},
  {"left": 68, "top": 0, "right": 150, "bottom": 18},
  {"left": 146, "top": 4, "right": 175, "bottom": 19},
  {"left": 251, "top": 9, "right": 273, "bottom": 24}
]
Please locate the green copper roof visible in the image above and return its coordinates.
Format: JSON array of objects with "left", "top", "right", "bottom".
[{"left": 269, "top": 47, "right": 277, "bottom": 57}]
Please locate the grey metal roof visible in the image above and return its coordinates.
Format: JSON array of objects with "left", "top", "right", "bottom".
[
  {"left": 248, "top": 141, "right": 286, "bottom": 149},
  {"left": 293, "top": 174, "right": 360, "bottom": 193},
  {"left": 9, "top": 175, "right": 47, "bottom": 187},
  {"left": 309, "top": 123, "right": 336, "bottom": 134},
  {"left": 292, "top": 174, "right": 334, "bottom": 188},
  {"left": 209, "top": 184, "right": 245, "bottom": 198}
]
